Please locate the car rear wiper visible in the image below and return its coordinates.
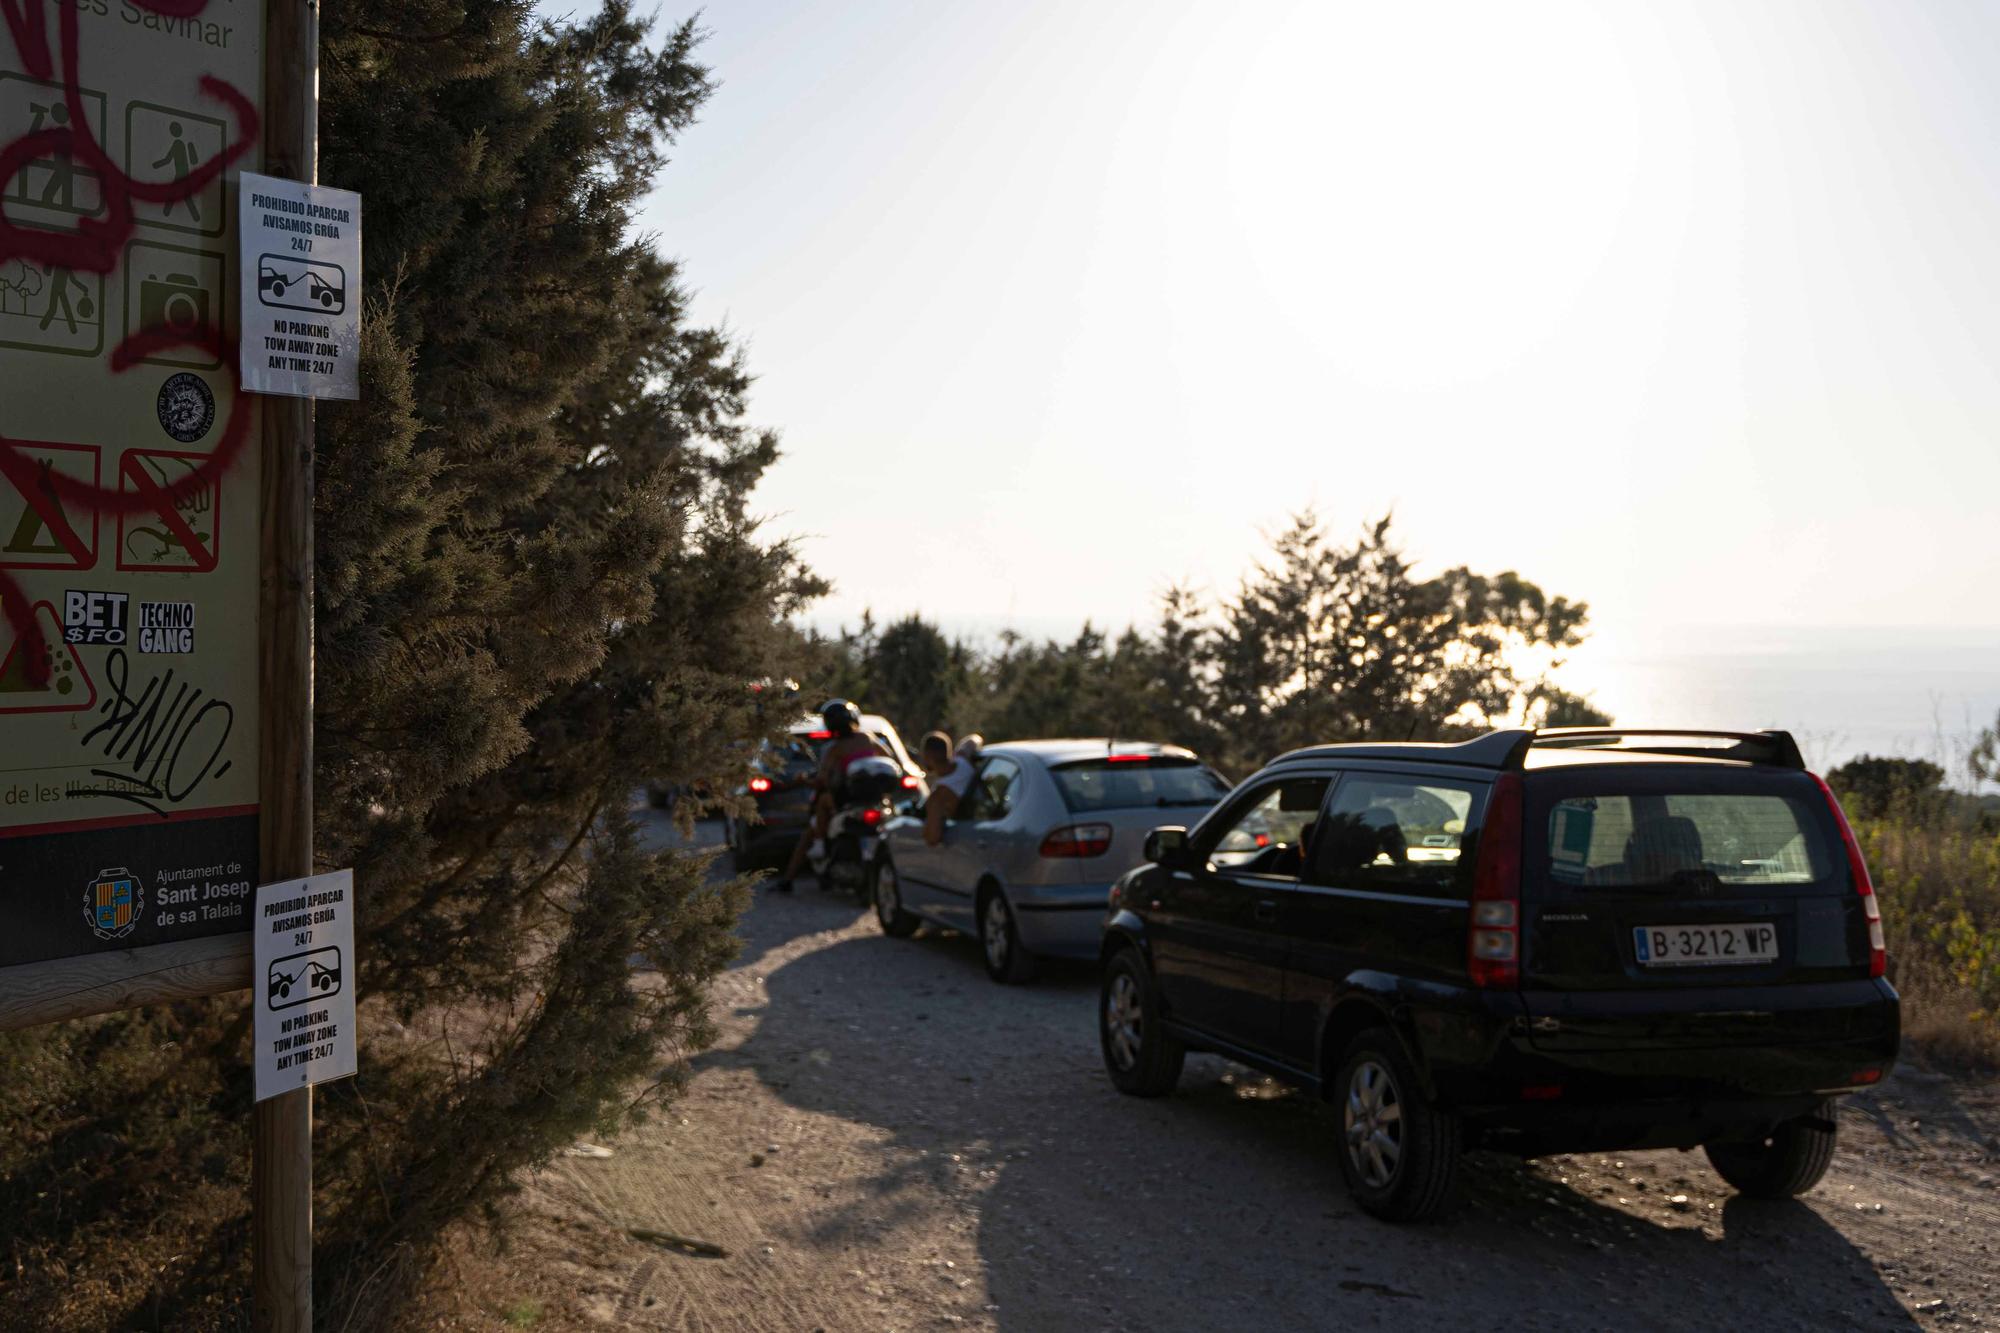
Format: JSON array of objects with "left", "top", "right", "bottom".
[{"left": 1612, "top": 868, "right": 1729, "bottom": 895}]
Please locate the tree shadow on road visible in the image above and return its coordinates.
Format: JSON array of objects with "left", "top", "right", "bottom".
[{"left": 696, "top": 916, "right": 1917, "bottom": 1330}]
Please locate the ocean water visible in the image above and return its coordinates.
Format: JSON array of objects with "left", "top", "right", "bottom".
[{"left": 1563, "top": 624, "right": 2000, "bottom": 782}]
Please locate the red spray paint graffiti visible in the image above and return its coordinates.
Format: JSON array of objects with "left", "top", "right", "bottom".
[{"left": 1, "top": 0, "right": 259, "bottom": 687}]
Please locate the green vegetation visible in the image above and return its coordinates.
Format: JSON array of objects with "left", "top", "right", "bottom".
[
  {"left": 1, "top": 4, "right": 813, "bottom": 1328},
  {"left": 1836, "top": 756, "right": 2000, "bottom": 1069},
  {"left": 815, "top": 511, "right": 1608, "bottom": 778}
]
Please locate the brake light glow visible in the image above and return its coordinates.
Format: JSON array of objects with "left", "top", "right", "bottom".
[
  {"left": 748, "top": 776, "right": 772, "bottom": 794},
  {"left": 1811, "top": 774, "right": 1887, "bottom": 979},
  {"left": 861, "top": 807, "right": 883, "bottom": 827},
  {"left": 807, "top": 730, "right": 833, "bottom": 740},
  {"left": 1468, "top": 772, "right": 1524, "bottom": 989},
  {"left": 901, "top": 775, "right": 921, "bottom": 789},
  {"left": 1040, "top": 823, "right": 1114, "bottom": 857},
  {"left": 1106, "top": 753, "right": 1154, "bottom": 763}
]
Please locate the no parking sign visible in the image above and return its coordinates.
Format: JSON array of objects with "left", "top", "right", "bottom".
[{"left": 252, "top": 869, "right": 357, "bottom": 1102}]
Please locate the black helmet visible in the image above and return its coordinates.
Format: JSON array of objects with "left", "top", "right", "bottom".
[{"left": 820, "top": 699, "right": 861, "bottom": 736}]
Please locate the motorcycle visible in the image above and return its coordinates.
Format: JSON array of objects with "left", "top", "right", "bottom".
[{"left": 808, "top": 755, "right": 906, "bottom": 901}]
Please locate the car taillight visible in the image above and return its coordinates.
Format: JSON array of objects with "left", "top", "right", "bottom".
[
  {"left": 1106, "top": 754, "right": 1154, "bottom": 763},
  {"left": 1811, "top": 773, "right": 1887, "bottom": 979},
  {"left": 1468, "top": 772, "right": 1523, "bottom": 989},
  {"left": 861, "top": 807, "right": 883, "bottom": 827},
  {"left": 748, "top": 776, "right": 772, "bottom": 794},
  {"left": 901, "top": 775, "right": 920, "bottom": 789},
  {"left": 1040, "top": 823, "right": 1113, "bottom": 857}
]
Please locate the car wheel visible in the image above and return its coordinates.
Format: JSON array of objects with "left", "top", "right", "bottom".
[
  {"left": 1704, "top": 1100, "right": 1839, "bottom": 1198},
  {"left": 1333, "top": 1029, "right": 1460, "bottom": 1223},
  {"left": 1100, "top": 948, "right": 1184, "bottom": 1096},
  {"left": 978, "top": 887, "right": 1037, "bottom": 984},
  {"left": 872, "top": 857, "right": 920, "bottom": 938},
  {"left": 715, "top": 816, "right": 745, "bottom": 873}
]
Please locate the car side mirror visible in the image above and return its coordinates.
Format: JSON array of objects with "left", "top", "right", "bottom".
[{"left": 1144, "top": 826, "right": 1189, "bottom": 865}]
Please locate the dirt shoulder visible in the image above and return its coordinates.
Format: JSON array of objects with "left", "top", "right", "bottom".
[{"left": 466, "top": 819, "right": 2000, "bottom": 1332}]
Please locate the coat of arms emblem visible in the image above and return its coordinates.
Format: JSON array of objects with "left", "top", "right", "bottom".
[{"left": 85, "top": 867, "right": 144, "bottom": 941}]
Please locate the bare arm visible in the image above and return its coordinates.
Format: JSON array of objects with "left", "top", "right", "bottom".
[{"left": 923, "top": 786, "right": 958, "bottom": 846}]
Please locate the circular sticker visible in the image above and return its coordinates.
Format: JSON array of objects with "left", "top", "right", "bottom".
[{"left": 157, "top": 372, "right": 216, "bottom": 443}]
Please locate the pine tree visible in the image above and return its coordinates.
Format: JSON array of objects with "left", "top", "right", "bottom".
[
  {"left": 867, "top": 615, "right": 961, "bottom": 736},
  {"left": 1, "top": 5, "right": 818, "bottom": 1327},
  {"left": 1205, "top": 512, "right": 1591, "bottom": 770},
  {"left": 310, "top": 3, "right": 819, "bottom": 1315}
]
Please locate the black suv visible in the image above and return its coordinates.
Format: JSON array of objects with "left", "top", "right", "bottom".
[{"left": 1097, "top": 728, "right": 1898, "bottom": 1222}]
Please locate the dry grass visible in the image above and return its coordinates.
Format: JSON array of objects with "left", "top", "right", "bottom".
[{"left": 1857, "top": 814, "right": 2000, "bottom": 1070}]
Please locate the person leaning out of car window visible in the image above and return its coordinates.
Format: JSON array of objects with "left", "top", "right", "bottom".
[{"left": 920, "top": 731, "right": 982, "bottom": 845}]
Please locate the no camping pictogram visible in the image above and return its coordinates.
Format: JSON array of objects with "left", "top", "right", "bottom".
[
  {"left": 0, "top": 441, "right": 100, "bottom": 570},
  {"left": 117, "top": 448, "right": 220, "bottom": 573}
]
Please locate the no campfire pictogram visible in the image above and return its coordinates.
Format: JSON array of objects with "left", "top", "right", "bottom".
[{"left": 117, "top": 447, "right": 219, "bottom": 572}]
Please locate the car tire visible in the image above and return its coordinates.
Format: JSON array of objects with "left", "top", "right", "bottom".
[
  {"left": 1703, "top": 1100, "right": 1839, "bottom": 1199},
  {"left": 1100, "top": 948, "right": 1184, "bottom": 1097},
  {"left": 977, "top": 887, "right": 1037, "bottom": 984},
  {"left": 719, "top": 817, "right": 748, "bottom": 873},
  {"left": 872, "top": 856, "right": 920, "bottom": 938},
  {"left": 1332, "top": 1029, "right": 1460, "bottom": 1223}
]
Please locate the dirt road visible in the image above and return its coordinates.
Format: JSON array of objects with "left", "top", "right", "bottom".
[{"left": 496, "top": 816, "right": 2000, "bottom": 1331}]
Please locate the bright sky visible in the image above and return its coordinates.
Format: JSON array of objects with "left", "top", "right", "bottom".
[{"left": 602, "top": 0, "right": 2000, "bottom": 748}]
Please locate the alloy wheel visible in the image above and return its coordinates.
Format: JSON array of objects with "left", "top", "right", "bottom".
[
  {"left": 983, "top": 896, "right": 1010, "bottom": 971},
  {"left": 1343, "top": 1059, "right": 1404, "bottom": 1190},
  {"left": 1104, "top": 971, "right": 1142, "bottom": 1071},
  {"left": 876, "top": 862, "right": 901, "bottom": 924}
]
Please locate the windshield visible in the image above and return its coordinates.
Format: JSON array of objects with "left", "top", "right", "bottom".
[
  {"left": 1051, "top": 758, "right": 1229, "bottom": 813},
  {"left": 1543, "top": 790, "right": 1833, "bottom": 889}
]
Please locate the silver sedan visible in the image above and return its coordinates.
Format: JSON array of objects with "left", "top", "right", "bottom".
[{"left": 870, "top": 740, "right": 1229, "bottom": 983}]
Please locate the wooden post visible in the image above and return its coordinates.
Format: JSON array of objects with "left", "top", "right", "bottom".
[{"left": 254, "top": 1, "right": 319, "bottom": 1329}]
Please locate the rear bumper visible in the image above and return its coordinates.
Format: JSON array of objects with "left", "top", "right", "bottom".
[
  {"left": 1427, "top": 977, "right": 1900, "bottom": 1151},
  {"left": 1011, "top": 882, "right": 1114, "bottom": 960}
]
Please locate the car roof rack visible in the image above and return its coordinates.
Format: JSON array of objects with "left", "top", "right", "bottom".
[
  {"left": 1272, "top": 730, "right": 1539, "bottom": 770},
  {"left": 1523, "top": 728, "right": 1805, "bottom": 769},
  {"left": 1271, "top": 727, "right": 1805, "bottom": 772}
]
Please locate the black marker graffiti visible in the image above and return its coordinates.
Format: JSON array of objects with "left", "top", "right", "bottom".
[{"left": 77, "top": 647, "right": 233, "bottom": 813}]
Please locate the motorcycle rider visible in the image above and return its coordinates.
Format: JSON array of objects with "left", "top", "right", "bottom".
[{"left": 774, "top": 700, "right": 887, "bottom": 892}]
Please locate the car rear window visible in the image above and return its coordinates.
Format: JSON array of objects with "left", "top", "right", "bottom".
[
  {"left": 1051, "top": 758, "right": 1229, "bottom": 813},
  {"left": 1543, "top": 789, "right": 1834, "bottom": 889}
]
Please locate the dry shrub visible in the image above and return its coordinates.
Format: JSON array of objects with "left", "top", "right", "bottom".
[{"left": 1857, "top": 814, "right": 2000, "bottom": 1070}]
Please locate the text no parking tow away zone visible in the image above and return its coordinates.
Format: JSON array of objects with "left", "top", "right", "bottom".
[
  {"left": 253, "top": 869, "right": 357, "bottom": 1102},
  {"left": 238, "top": 170, "right": 361, "bottom": 401}
]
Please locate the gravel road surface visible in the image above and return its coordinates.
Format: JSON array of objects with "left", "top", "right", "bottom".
[{"left": 497, "top": 815, "right": 2000, "bottom": 1331}]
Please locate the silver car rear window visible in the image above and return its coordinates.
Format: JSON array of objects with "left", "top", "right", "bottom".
[{"left": 1050, "top": 759, "right": 1228, "bottom": 813}]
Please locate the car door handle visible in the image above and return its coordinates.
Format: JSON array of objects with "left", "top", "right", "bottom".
[{"left": 1254, "top": 899, "right": 1278, "bottom": 923}]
